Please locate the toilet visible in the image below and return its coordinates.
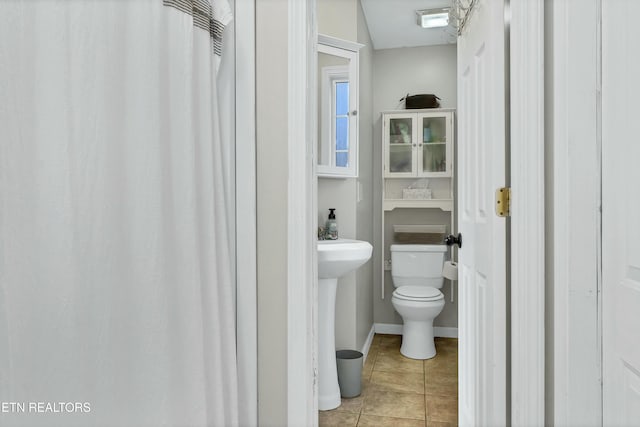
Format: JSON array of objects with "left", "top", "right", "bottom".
[{"left": 390, "top": 244, "right": 447, "bottom": 360}]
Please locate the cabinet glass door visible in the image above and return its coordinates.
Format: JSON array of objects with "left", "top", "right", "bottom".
[
  {"left": 419, "top": 116, "right": 449, "bottom": 175},
  {"left": 388, "top": 117, "right": 414, "bottom": 174}
]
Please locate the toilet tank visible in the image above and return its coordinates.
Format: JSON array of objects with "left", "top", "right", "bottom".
[{"left": 390, "top": 244, "right": 447, "bottom": 288}]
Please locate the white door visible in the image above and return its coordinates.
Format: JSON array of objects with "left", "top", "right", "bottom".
[
  {"left": 602, "top": 1, "right": 640, "bottom": 425},
  {"left": 457, "top": 1, "right": 507, "bottom": 425}
]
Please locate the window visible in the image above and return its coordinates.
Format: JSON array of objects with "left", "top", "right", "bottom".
[
  {"left": 319, "top": 66, "right": 349, "bottom": 171},
  {"left": 334, "top": 80, "right": 349, "bottom": 167}
]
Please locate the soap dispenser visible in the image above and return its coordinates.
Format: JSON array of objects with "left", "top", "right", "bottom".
[{"left": 325, "top": 209, "right": 338, "bottom": 240}]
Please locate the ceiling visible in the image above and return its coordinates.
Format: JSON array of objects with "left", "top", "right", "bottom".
[{"left": 360, "top": 0, "right": 456, "bottom": 50}]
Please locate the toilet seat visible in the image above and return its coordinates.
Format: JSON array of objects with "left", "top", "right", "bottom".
[{"left": 392, "top": 286, "right": 443, "bottom": 302}]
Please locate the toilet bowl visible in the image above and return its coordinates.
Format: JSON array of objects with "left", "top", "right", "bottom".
[
  {"left": 391, "top": 285, "right": 445, "bottom": 359},
  {"left": 390, "top": 244, "right": 447, "bottom": 360}
]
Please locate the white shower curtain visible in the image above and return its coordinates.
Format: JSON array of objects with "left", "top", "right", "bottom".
[{"left": 0, "top": 1, "right": 238, "bottom": 426}]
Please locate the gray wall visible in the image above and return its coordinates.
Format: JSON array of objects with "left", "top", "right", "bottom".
[
  {"left": 372, "top": 44, "right": 458, "bottom": 328},
  {"left": 318, "top": 179, "right": 358, "bottom": 350},
  {"left": 255, "top": 11, "right": 459, "bottom": 424},
  {"left": 355, "top": 0, "right": 375, "bottom": 350},
  {"left": 318, "top": 0, "right": 357, "bottom": 41},
  {"left": 377, "top": 209, "right": 457, "bottom": 327},
  {"left": 256, "top": 0, "right": 288, "bottom": 425},
  {"left": 317, "top": 0, "right": 375, "bottom": 352},
  {"left": 372, "top": 45, "right": 458, "bottom": 111}
]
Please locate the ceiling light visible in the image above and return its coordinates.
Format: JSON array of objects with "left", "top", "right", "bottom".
[{"left": 416, "top": 8, "right": 451, "bottom": 29}]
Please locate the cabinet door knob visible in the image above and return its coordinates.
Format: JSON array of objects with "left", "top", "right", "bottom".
[
  {"left": 412, "top": 143, "right": 417, "bottom": 147},
  {"left": 351, "top": 110, "right": 358, "bottom": 116}
]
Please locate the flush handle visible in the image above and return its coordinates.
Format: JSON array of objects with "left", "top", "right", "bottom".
[{"left": 444, "top": 233, "right": 462, "bottom": 249}]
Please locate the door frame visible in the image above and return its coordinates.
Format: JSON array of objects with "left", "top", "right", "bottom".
[
  {"left": 235, "top": 0, "right": 257, "bottom": 425},
  {"left": 548, "top": 0, "right": 603, "bottom": 425},
  {"left": 285, "top": 0, "right": 546, "bottom": 424},
  {"left": 286, "top": 0, "right": 318, "bottom": 425},
  {"left": 509, "top": 0, "right": 546, "bottom": 425}
]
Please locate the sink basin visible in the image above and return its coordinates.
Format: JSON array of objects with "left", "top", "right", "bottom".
[
  {"left": 317, "top": 239, "right": 372, "bottom": 411},
  {"left": 318, "top": 239, "right": 373, "bottom": 279}
]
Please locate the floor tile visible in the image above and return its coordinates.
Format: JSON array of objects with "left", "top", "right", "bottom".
[
  {"left": 425, "top": 369, "right": 457, "bottom": 385},
  {"left": 434, "top": 337, "right": 458, "bottom": 349},
  {"left": 378, "top": 334, "right": 402, "bottom": 352},
  {"left": 424, "top": 376, "right": 457, "bottom": 398},
  {"left": 426, "top": 419, "right": 457, "bottom": 427},
  {"left": 425, "top": 395, "right": 458, "bottom": 423},
  {"left": 361, "top": 387, "right": 425, "bottom": 420},
  {"left": 321, "top": 334, "right": 458, "bottom": 427},
  {"left": 363, "top": 348, "right": 379, "bottom": 380},
  {"left": 319, "top": 410, "right": 359, "bottom": 427},
  {"left": 366, "top": 343, "right": 380, "bottom": 359},
  {"left": 370, "top": 369, "right": 425, "bottom": 395},
  {"left": 337, "top": 395, "right": 365, "bottom": 415},
  {"left": 424, "top": 352, "right": 457, "bottom": 376},
  {"left": 434, "top": 338, "right": 458, "bottom": 353},
  {"left": 424, "top": 340, "right": 458, "bottom": 398},
  {"left": 335, "top": 380, "right": 369, "bottom": 413},
  {"left": 374, "top": 351, "right": 424, "bottom": 374},
  {"left": 433, "top": 347, "right": 457, "bottom": 361},
  {"left": 357, "top": 414, "right": 426, "bottom": 427},
  {"left": 371, "top": 334, "right": 384, "bottom": 347}
]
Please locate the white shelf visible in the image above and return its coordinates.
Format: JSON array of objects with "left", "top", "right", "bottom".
[
  {"left": 380, "top": 109, "right": 456, "bottom": 301},
  {"left": 383, "top": 198, "right": 453, "bottom": 212}
]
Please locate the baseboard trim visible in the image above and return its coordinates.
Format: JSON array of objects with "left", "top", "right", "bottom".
[
  {"left": 374, "top": 323, "right": 403, "bottom": 335},
  {"left": 434, "top": 327, "right": 458, "bottom": 338},
  {"left": 361, "top": 325, "right": 376, "bottom": 363},
  {"left": 374, "top": 323, "right": 458, "bottom": 338}
]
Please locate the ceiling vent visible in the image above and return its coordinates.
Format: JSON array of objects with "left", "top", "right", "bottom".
[{"left": 416, "top": 8, "right": 451, "bottom": 29}]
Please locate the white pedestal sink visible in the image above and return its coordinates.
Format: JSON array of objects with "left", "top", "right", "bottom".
[{"left": 317, "top": 239, "right": 373, "bottom": 411}]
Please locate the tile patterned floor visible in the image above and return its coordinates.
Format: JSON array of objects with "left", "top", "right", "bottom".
[{"left": 319, "top": 334, "right": 458, "bottom": 427}]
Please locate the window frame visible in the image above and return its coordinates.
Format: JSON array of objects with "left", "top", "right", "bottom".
[{"left": 320, "top": 66, "right": 350, "bottom": 169}]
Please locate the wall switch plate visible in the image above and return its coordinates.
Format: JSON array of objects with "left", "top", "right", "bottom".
[{"left": 384, "top": 259, "right": 392, "bottom": 271}]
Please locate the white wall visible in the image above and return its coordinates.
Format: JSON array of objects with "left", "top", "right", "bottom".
[{"left": 372, "top": 44, "right": 458, "bottom": 328}]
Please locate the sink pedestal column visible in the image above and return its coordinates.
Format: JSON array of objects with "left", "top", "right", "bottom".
[
  {"left": 317, "top": 239, "right": 372, "bottom": 411},
  {"left": 318, "top": 277, "right": 341, "bottom": 411}
]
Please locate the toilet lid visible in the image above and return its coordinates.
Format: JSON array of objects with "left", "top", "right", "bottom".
[{"left": 393, "top": 286, "right": 443, "bottom": 301}]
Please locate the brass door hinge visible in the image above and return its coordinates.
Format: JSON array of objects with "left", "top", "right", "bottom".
[{"left": 495, "top": 187, "right": 511, "bottom": 217}]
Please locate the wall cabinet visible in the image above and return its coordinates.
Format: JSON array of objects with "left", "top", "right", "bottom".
[
  {"left": 317, "top": 34, "right": 363, "bottom": 178},
  {"left": 384, "top": 110, "right": 453, "bottom": 178},
  {"left": 382, "top": 109, "right": 455, "bottom": 211}
]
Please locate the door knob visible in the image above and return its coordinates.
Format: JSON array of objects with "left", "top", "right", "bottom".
[{"left": 444, "top": 233, "right": 462, "bottom": 248}]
